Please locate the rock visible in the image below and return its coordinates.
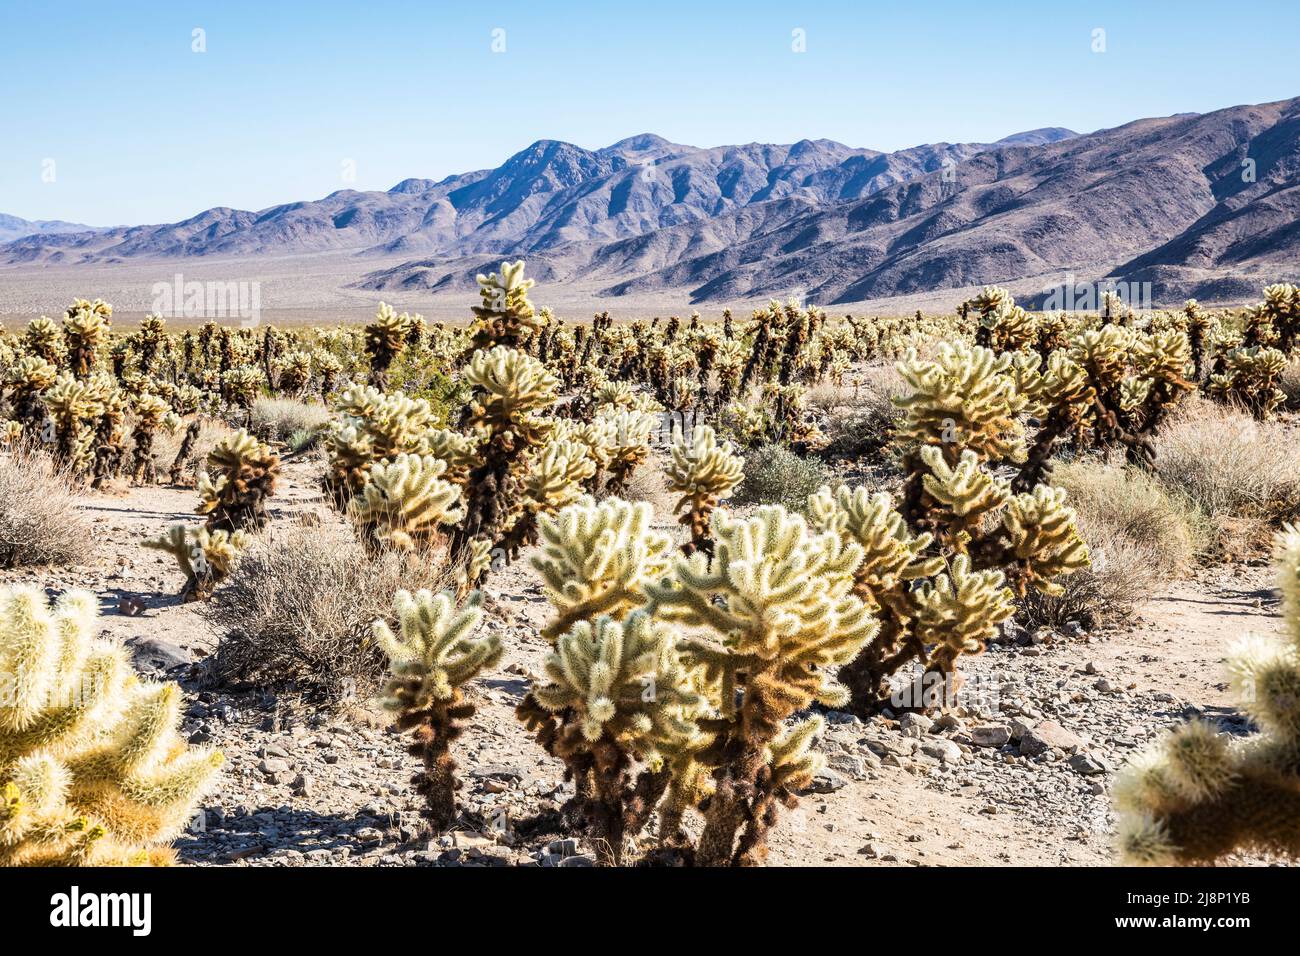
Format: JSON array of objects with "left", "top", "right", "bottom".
[
  {"left": 1094, "top": 678, "right": 1118, "bottom": 694},
  {"left": 807, "top": 769, "right": 847, "bottom": 793},
  {"left": 1019, "top": 720, "right": 1085, "bottom": 757},
  {"left": 258, "top": 758, "right": 289, "bottom": 776},
  {"left": 126, "top": 636, "right": 193, "bottom": 673},
  {"left": 824, "top": 710, "right": 861, "bottom": 726},
  {"left": 899, "top": 713, "right": 934, "bottom": 738},
  {"left": 970, "top": 725, "right": 1011, "bottom": 748},
  {"left": 1068, "top": 752, "right": 1109, "bottom": 776},
  {"left": 920, "top": 739, "right": 963, "bottom": 764},
  {"left": 1009, "top": 717, "right": 1037, "bottom": 740},
  {"left": 354, "top": 827, "right": 383, "bottom": 844},
  {"left": 291, "top": 773, "right": 313, "bottom": 797},
  {"left": 547, "top": 838, "right": 579, "bottom": 858},
  {"left": 858, "top": 842, "right": 890, "bottom": 859},
  {"left": 827, "top": 752, "right": 869, "bottom": 780},
  {"left": 556, "top": 854, "right": 595, "bottom": 867}
]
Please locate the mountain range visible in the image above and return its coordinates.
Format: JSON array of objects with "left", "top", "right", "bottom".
[{"left": 3, "top": 96, "right": 1298, "bottom": 306}]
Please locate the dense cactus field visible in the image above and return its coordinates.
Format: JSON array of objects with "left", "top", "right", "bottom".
[{"left": 4, "top": 266, "right": 1300, "bottom": 867}]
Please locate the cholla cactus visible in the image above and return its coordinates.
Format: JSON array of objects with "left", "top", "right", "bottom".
[
  {"left": 375, "top": 589, "right": 502, "bottom": 830},
  {"left": 62, "top": 298, "right": 112, "bottom": 378},
  {"left": 518, "top": 611, "right": 707, "bottom": 865},
  {"left": 24, "top": 316, "right": 66, "bottom": 366},
  {"left": 895, "top": 341, "right": 1029, "bottom": 466},
  {"left": 276, "top": 349, "right": 312, "bottom": 395},
  {"left": 222, "top": 364, "right": 263, "bottom": 411},
  {"left": 89, "top": 377, "right": 129, "bottom": 488},
  {"left": 597, "top": 407, "right": 657, "bottom": 495},
  {"left": 144, "top": 523, "right": 249, "bottom": 601},
  {"left": 496, "top": 440, "right": 598, "bottom": 559},
  {"left": 531, "top": 496, "right": 673, "bottom": 641},
  {"left": 666, "top": 424, "right": 744, "bottom": 555},
  {"left": 129, "top": 393, "right": 172, "bottom": 483},
  {"left": 468, "top": 260, "right": 547, "bottom": 351},
  {"left": 42, "top": 373, "right": 105, "bottom": 472},
  {"left": 968, "top": 288, "right": 1036, "bottom": 353},
  {"left": 364, "top": 302, "right": 412, "bottom": 388},
  {"left": 312, "top": 348, "right": 343, "bottom": 397},
  {"left": 1115, "top": 525, "right": 1300, "bottom": 864},
  {"left": 0, "top": 586, "right": 223, "bottom": 865},
  {"left": 452, "top": 346, "right": 559, "bottom": 576},
  {"left": 647, "top": 506, "right": 877, "bottom": 866},
  {"left": 1209, "top": 346, "right": 1287, "bottom": 419},
  {"left": 348, "top": 453, "right": 465, "bottom": 553},
  {"left": 196, "top": 428, "right": 280, "bottom": 531},
  {"left": 3, "top": 355, "right": 57, "bottom": 438}
]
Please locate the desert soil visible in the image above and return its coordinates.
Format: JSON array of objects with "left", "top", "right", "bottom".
[{"left": 6, "top": 457, "right": 1278, "bottom": 867}]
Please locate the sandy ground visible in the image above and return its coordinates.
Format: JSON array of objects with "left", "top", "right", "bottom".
[
  {"left": 0, "top": 256, "right": 1259, "bottom": 329},
  {"left": 4, "top": 452, "right": 1280, "bottom": 867}
]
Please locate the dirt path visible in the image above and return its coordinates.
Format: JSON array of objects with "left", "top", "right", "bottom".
[{"left": 9, "top": 462, "right": 1280, "bottom": 867}]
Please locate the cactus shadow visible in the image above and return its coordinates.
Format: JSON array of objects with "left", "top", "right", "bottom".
[
  {"left": 174, "top": 805, "right": 413, "bottom": 865},
  {"left": 97, "top": 586, "right": 188, "bottom": 618}
]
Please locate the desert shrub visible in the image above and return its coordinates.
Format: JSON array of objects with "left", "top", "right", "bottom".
[
  {"left": 249, "top": 397, "right": 330, "bottom": 445},
  {"left": 0, "top": 442, "right": 94, "bottom": 568},
  {"left": 202, "top": 523, "right": 452, "bottom": 706},
  {"left": 732, "top": 442, "right": 828, "bottom": 512},
  {"left": 614, "top": 451, "right": 675, "bottom": 513},
  {"left": 817, "top": 364, "right": 907, "bottom": 462},
  {"left": 387, "top": 344, "right": 470, "bottom": 424},
  {"left": 1021, "top": 458, "right": 1204, "bottom": 628},
  {"left": 1153, "top": 397, "right": 1300, "bottom": 552}
]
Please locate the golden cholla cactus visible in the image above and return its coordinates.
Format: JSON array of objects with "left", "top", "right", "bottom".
[
  {"left": 532, "top": 495, "right": 673, "bottom": 641},
  {"left": 221, "top": 364, "right": 263, "bottom": 409},
  {"left": 1209, "top": 346, "right": 1287, "bottom": 419},
  {"left": 463, "top": 345, "right": 559, "bottom": 445},
  {"left": 496, "top": 440, "right": 599, "bottom": 559},
  {"left": 997, "top": 484, "right": 1090, "bottom": 595},
  {"left": 312, "top": 348, "right": 343, "bottom": 396},
  {"left": 42, "top": 372, "right": 106, "bottom": 471},
  {"left": 423, "top": 427, "right": 479, "bottom": 485},
  {"left": 129, "top": 392, "right": 172, "bottom": 483},
  {"left": 374, "top": 589, "right": 501, "bottom": 830},
  {"left": 24, "top": 316, "right": 66, "bottom": 366},
  {"left": 918, "top": 445, "right": 1011, "bottom": 544},
  {"left": 364, "top": 302, "right": 411, "bottom": 387},
  {"left": 1115, "top": 525, "right": 1300, "bottom": 864},
  {"left": 647, "top": 506, "right": 877, "bottom": 866},
  {"left": 469, "top": 260, "right": 546, "bottom": 351},
  {"left": 347, "top": 453, "right": 465, "bottom": 553},
  {"left": 911, "top": 555, "right": 1016, "bottom": 676},
  {"left": 276, "top": 349, "right": 312, "bottom": 394},
  {"left": 966, "top": 285, "right": 1012, "bottom": 319},
  {"left": 453, "top": 346, "right": 560, "bottom": 576},
  {"left": 596, "top": 407, "right": 657, "bottom": 495},
  {"left": 666, "top": 424, "right": 744, "bottom": 555},
  {"left": 144, "top": 523, "right": 249, "bottom": 601},
  {"left": 520, "top": 611, "right": 707, "bottom": 864},
  {"left": 0, "top": 586, "right": 223, "bottom": 865},
  {"left": 895, "top": 341, "right": 1028, "bottom": 465},
  {"left": 551, "top": 417, "right": 615, "bottom": 479},
  {"left": 808, "top": 485, "right": 944, "bottom": 610},
  {"left": 62, "top": 298, "right": 112, "bottom": 378},
  {"left": 3, "top": 355, "right": 57, "bottom": 437},
  {"left": 196, "top": 428, "right": 280, "bottom": 531},
  {"left": 322, "top": 385, "right": 442, "bottom": 503}
]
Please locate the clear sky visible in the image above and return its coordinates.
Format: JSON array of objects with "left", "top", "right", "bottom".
[{"left": 2, "top": 0, "right": 1296, "bottom": 225}]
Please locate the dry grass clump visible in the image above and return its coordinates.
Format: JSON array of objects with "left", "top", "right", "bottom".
[
  {"left": 614, "top": 451, "right": 676, "bottom": 513},
  {"left": 153, "top": 416, "right": 233, "bottom": 484},
  {"left": 249, "top": 397, "right": 331, "bottom": 447},
  {"left": 201, "top": 522, "right": 452, "bottom": 706},
  {"left": 0, "top": 442, "right": 94, "bottom": 568},
  {"left": 1153, "top": 397, "right": 1300, "bottom": 554},
  {"left": 1022, "top": 459, "right": 1204, "bottom": 629},
  {"left": 815, "top": 364, "right": 907, "bottom": 462}
]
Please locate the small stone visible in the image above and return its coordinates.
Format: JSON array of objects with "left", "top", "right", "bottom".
[
  {"left": 355, "top": 827, "right": 383, "bottom": 844},
  {"left": 920, "top": 739, "right": 962, "bottom": 764},
  {"left": 1068, "top": 752, "right": 1109, "bottom": 776},
  {"left": 970, "top": 725, "right": 1011, "bottom": 748},
  {"left": 547, "top": 838, "right": 579, "bottom": 858},
  {"left": 1019, "top": 720, "right": 1085, "bottom": 757},
  {"left": 858, "top": 842, "right": 889, "bottom": 859},
  {"left": 807, "top": 769, "right": 848, "bottom": 793},
  {"left": 899, "top": 713, "right": 934, "bottom": 738}
]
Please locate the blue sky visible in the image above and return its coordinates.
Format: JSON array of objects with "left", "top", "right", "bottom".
[{"left": 2, "top": 0, "right": 1296, "bottom": 225}]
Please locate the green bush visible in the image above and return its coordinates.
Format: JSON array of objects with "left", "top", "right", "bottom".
[{"left": 732, "top": 442, "right": 828, "bottom": 512}]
